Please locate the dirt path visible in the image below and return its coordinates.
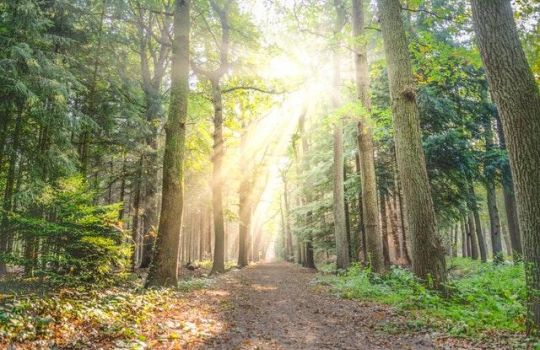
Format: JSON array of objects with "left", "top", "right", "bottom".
[{"left": 144, "top": 262, "right": 440, "bottom": 349}]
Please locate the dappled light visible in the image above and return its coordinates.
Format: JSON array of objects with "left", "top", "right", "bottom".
[{"left": 0, "top": 0, "right": 539, "bottom": 348}]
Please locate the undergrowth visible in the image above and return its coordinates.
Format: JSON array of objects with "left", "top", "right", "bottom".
[
  {"left": 317, "top": 258, "right": 528, "bottom": 338},
  {"left": 0, "top": 275, "right": 209, "bottom": 346}
]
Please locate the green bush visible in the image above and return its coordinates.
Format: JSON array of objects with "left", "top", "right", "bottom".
[
  {"left": 2, "top": 176, "right": 130, "bottom": 285},
  {"left": 318, "top": 258, "right": 526, "bottom": 336}
]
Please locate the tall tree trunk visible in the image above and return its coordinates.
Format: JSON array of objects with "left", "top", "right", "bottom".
[
  {"left": 354, "top": 152, "right": 366, "bottom": 262},
  {"left": 299, "top": 113, "right": 316, "bottom": 269},
  {"left": 387, "top": 192, "right": 402, "bottom": 261},
  {"left": 238, "top": 175, "right": 250, "bottom": 267},
  {"left": 331, "top": 0, "right": 350, "bottom": 270},
  {"left": 145, "top": 0, "right": 190, "bottom": 287},
  {"left": 460, "top": 218, "right": 467, "bottom": 257},
  {"left": 0, "top": 108, "right": 23, "bottom": 274},
  {"left": 210, "top": 79, "right": 226, "bottom": 274},
  {"left": 467, "top": 212, "right": 479, "bottom": 260},
  {"left": 380, "top": 192, "right": 391, "bottom": 266},
  {"left": 483, "top": 119, "right": 503, "bottom": 262},
  {"left": 131, "top": 156, "right": 143, "bottom": 270},
  {"left": 471, "top": 0, "right": 540, "bottom": 331},
  {"left": 352, "top": 0, "right": 384, "bottom": 273},
  {"left": 469, "top": 182, "right": 487, "bottom": 262},
  {"left": 282, "top": 176, "right": 293, "bottom": 261},
  {"left": 495, "top": 114, "right": 522, "bottom": 259},
  {"left": 333, "top": 123, "right": 349, "bottom": 269},
  {"left": 378, "top": 0, "right": 446, "bottom": 289}
]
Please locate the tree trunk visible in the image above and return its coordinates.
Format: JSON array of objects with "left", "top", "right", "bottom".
[
  {"left": 0, "top": 108, "right": 23, "bottom": 274},
  {"left": 380, "top": 192, "right": 391, "bottom": 266},
  {"left": 378, "top": 0, "right": 446, "bottom": 289},
  {"left": 238, "top": 175, "right": 250, "bottom": 267},
  {"left": 467, "top": 212, "right": 478, "bottom": 260},
  {"left": 495, "top": 114, "right": 522, "bottom": 259},
  {"left": 210, "top": 79, "right": 226, "bottom": 274},
  {"left": 145, "top": 0, "right": 190, "bottom": 287},
  {"left": 387, "top": 192, "right": 402, "bottom": 261},
  {"left": 131, "top": 156, "right": 143, "bottom": 270},
  {"left": 471, "top": 0, "right": 540, "bottom": 331},
  {"left": 282, "top": 176, "right": 293, "bottom": 261},
  {"left": 352, "top": 0, "right": 384, "bottom": 273},
  {"left": 483, "top": 119, "right": 503, "bottom": 263},
  {"left": 333, "top": 123, "right": 350, "bottom": 270},
  {"left": 461, "top": 218, "right": 467, "bottom": 257},
  {"left": 469, "top": 183, "right": 487, "bottom": 262}
]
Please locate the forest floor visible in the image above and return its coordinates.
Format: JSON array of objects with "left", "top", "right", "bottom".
[
  {"left": 3, "top": 261, "right": 526, "bottom": 349},
  {"left": 136, "top": 262, "right": 483, "bottom": 349}
]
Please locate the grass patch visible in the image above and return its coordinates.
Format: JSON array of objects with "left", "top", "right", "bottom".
[{"left": 316, "top": 258, "right": 527, "bottom": 337}]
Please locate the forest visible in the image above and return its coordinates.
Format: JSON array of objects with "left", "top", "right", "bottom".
[{"left": 0, "top": 0, "right": 539, "bottom": 348}]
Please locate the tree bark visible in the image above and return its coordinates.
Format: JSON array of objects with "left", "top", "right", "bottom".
[
  {"left": 377, "top": 0, "right": 446, "bottom": 289},
  {"left": 237, "top": 125, "right": 250, "bottom": 267},
  {"left": 467, "top": 212, "right": 479, "bottom": 260},
  {"left": 210, "top": 80, "right": 226, "bottom": 274},
  {"left": 331, "top": 0, "right": 350, "bottom": 270},
  {"left": 380, "top": 192, "right": 391, "bottom": 266},
  {"left": 483, "top": 119, "right": 503, "bottom": 263},
  {"left": 495, "top": 114, "right": 522, "bottom": 259},
  {"left": 131, "top": 156, "right": 143, "bottom": 270},
  {"left": 471, "top": 0, "right": 540, "bottom": 331},
  {"left": 352, "top": 0, "right": 384, "bottom": 273},
  {"left": 0, "top": 108, "right": 23, "bottom": 274},
  {"left": 469, "top": 183, "right": 487, "bottom": 262},
  {"left": 145, "top": 0, "right": 190, "bottom": 287}
]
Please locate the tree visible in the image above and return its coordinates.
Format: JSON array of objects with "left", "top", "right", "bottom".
[
  {"left": 331, "top": 0, "right": 350, "bottom": 270},
  {"left": 377, "top": 0, "right": 446, "bottom": 289},
  {"left": 145, "top": 0, "right": 190, "bottom": 287},
  {"left": 470, "top": 0, "right": 540, "bottom": 331},
  {"left": 351, "top": 0, "right": 384, "bottom": 273}
]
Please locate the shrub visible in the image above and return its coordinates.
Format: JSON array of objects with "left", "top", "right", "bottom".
[{"left": 2, "top": 176, "right": 130, "bottom": 285}]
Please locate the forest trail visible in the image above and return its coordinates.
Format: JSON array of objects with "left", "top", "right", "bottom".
[{"left": 143, "top": 262, "right": 437, "bottom": 349}]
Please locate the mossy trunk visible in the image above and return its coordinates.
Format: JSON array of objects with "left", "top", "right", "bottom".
[
  {"left": 352, "top": 0, "right": 384, "bottom": 273},
  {"left": 378, "top": 0, "right": 446, "bottom": 289},
  {"left": 145, "top": 0, "right": 190, "bottom": 287},
  {"left": 471, "top": 0, "right": 540, "bottom": 330}
]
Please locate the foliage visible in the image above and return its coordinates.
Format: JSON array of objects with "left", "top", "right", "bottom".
[
  {"left": 3, "top": 176, "right": 129, "bottom": 285},
  {"left": 317, "top": 258, "right": 527, "bottom": 336}
]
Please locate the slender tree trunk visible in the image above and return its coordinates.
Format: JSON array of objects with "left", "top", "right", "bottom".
[
  {"left": 352, "top": 0, "right": 384, "bottom": 273},
  {"left": 461, "top": 218, "right": 467, "bottom": 257},
  {"left": 380, "top": 192, "right": 390, "bottom": 266},
  {"left": 483, "top": 119, "right": 503, "bottom": 262},
  {"left": 378, "top": 0, "right": 446, "bottom": 289},
  {"left": 145, "top": 0, "right": 190, "bottom": 287},
  {"left": 298, "top": 113, "right": 316, "bottom": 269},
  {"left": 238, "top": 175, "right": 250, "bottom": 267},
  {"left": 354, "top": 152, "right": 366, "bottom": 262},
  {"left": 282, "top": 177, "right": 293, "bottom": 261},
  {"left": 131, "top": 156, "right": 143, "bottom": 270},
  {"left": 210, "top": 79, "right": 226, "bottom": 274},
  {"left": 453, "top": 224, "right": 459, "bottom": 258},
  {"left": 495, "top": 114, "right": 522, "bottom": 259},
  {"left": 467, "top": 212, "right": 478, "bottom": 260},
  {"left": 469, "top": 183, "right": 487, "bottom": 262},
  {"left": 0, "top": 108, "right": 23, "bottom": 274},
  {"left": 387, "top": 192, "right": 402, "bottom": 261}
]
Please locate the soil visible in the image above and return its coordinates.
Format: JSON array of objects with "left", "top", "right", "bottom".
[{"left": 143, "top": 262, "right": 450, "bottom": 349}]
